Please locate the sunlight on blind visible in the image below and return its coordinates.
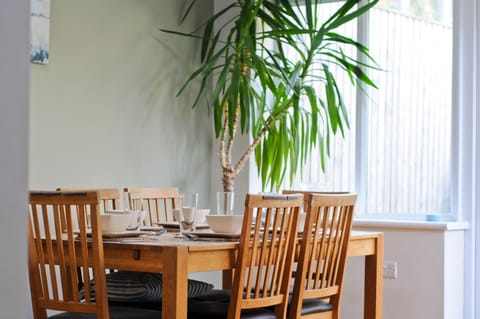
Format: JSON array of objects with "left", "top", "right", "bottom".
[
  {"left": 288, "top": 2, "right": 452, "bottom": 219},
  {"left": 366, "top": 8, "right": 452, "bottom": 217}
]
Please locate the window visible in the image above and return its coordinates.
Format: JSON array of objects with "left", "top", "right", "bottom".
[{"left": 288, "top": 0, "right": 454, "bottom": 220}]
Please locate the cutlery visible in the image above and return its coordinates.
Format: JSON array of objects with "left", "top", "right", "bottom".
[
  {"left": 190, "top": 237, "right": 237, "bottom": 242},
  {"left": 115, "top": 229, "right": 167, "bottom": 243}
]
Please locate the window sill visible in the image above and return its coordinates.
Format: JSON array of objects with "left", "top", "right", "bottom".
[{"left": 353, "top": 219, "right": 469, "bottom": 231}]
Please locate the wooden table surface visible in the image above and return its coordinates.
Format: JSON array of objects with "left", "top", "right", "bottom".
[{"left": 97, "top": 230, "right": 383, "bottom": 319}]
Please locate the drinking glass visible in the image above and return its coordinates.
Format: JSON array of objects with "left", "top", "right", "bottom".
[
  {"left": 179, "top": 192, "right": 198, "bottom": 235},
  {"left": 216, "top": 191, "right": 234, "bottom": 215}
]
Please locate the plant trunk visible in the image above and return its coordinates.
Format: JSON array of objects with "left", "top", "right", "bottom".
[{"left": 222, "top": 167, "right": 235, "bottom": 192}]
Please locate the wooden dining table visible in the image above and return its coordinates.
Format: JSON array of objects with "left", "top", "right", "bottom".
[{"left": 98, "top": 230, "right": 383, "bottom": 319}]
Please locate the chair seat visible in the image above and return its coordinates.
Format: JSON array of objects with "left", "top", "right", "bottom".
[
  {"left": 300, "top": 299, "right": 333, "bottom": 315},
  {"left": 188, "top": 301, "right": 277, "bottom": 319},
  {"left": 49, "top": 305, "right": 162, "bottom": 319},
  {"left": 190, "top": 289, "right": 333, "bottom": 316},
  {"left": 190, "top": 288, "right": 232, "bottom": 302}
]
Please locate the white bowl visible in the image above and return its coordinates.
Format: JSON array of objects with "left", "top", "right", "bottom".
[
  {"left": 100, "top": 213, "right": 131, "bottom": 233},
  {"left": 106, "top": 209, "right": 145, "bottom": 229},
  {"left": 173, "top": 208, "right": 210, "bottom": 225},
  {"left": 206, "top": 215, "right": 243, "bottom": 234},
  {"left": 196, "top": 209, "right": 210, "bottom": 225},
  {"left": 105, "top": 209, "right": 127, "bottom": 215}
]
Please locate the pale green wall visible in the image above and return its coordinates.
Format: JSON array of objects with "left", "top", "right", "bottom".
[{"left": 29, "top": 0, "right": 214, "bottom": 207}]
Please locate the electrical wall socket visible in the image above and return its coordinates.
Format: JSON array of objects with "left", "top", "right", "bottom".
[{"left": 384, "top": 261, "right": 398, "bottom": 279}]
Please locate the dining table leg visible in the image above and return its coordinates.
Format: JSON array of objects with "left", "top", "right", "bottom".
[
  {"left": 162, "top": 246, "right": 189, "bottom": 319},
  {"left": 363, "top": 233, "right": 384, "bottom": 319},
  {"left": 222, "top": 269, "right": 233, "bottom": 289}
]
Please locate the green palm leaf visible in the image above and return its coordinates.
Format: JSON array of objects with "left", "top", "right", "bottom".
[{"left": 162, "top": 0, "right": 379, "bottom": 191}]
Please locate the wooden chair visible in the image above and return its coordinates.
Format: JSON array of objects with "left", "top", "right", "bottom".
[
  {"left": 56, "top": 188, "right": 121, "bottom": 213},
  {"left": 56, "top": 188, "right": 122, "bottom": 281},
  {"left": 287, "top": 193, "right": 357, "bottom": 319},
  {"left": 28, "top": 190, "right": 161, "bottom": 319},
  {"left": 282, "top": 190, "right": 351, "bottom": 213},
  {"left": 123, "top": 187, "right": 181, "bottom": 225},
  {"left": 188, "top": 193, "right": 304, "bottom": 319}
]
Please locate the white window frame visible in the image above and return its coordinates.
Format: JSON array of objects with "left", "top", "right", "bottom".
[
  {"left": 355, "top": 0, "right": 370, "bottom": 216},
  {"left": 455, "top": 0, "right": 479, "bottom": 317}
]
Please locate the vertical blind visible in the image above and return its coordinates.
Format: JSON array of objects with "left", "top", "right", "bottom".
[{"left": 288, "top": 4, "right": 452, "bottom": 219}]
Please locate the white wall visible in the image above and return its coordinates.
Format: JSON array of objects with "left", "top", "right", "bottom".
[
  {"left": 0, "top": 0, "right": 30, "bottom": 318},
  {"left": 343, "top": 222, "right": 466, "bottom": 319},
  {"left": 29, "top": 0, "right": 214, "bottom": 206}
]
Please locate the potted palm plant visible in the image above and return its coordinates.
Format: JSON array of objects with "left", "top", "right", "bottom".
[{"left": 163, "top": 0, "right": 378, "bottom": 193}]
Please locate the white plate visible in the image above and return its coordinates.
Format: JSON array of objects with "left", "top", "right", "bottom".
[
  {"left": 189, "top": 230, "right": 241, "bottom": 239},
  {"left": 76, "top": 230, "right": 152, "bottom": 238},
  {"left": 138, "top": 226, "right": 164, "bottom": 232},
  {"left": 101, "top": 230, "right": 152, "bottom": 238},
  {"left": 156, "top": 222, "right": 210, "bottom": 230}
]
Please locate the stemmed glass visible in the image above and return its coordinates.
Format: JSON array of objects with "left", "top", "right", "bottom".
[{"left": 179, "top": 192, "right": 198, "bottom": 236}]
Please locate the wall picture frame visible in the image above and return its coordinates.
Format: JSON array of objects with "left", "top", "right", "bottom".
[{"left": 30, "top": 0, "right": 51, "bottom": 64}]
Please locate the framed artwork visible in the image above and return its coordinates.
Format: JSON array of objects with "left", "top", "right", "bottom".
[{"left": 30, "top": 0, "right": 51, "bottom": 64}]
